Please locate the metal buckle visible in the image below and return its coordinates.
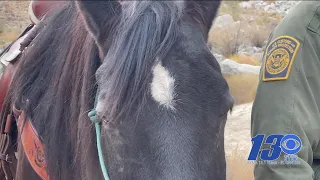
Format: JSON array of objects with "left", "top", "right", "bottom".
[{"left": 5, "top": 154, "right": 12, "bottom": 163}]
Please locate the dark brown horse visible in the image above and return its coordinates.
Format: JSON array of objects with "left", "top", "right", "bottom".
[{"left": 0, "top": 1, "right": 233, "bottom": 179}]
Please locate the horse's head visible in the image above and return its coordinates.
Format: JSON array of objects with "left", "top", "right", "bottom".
[{"left": 77, "top": 1, "right": 233, "bottom": 179}]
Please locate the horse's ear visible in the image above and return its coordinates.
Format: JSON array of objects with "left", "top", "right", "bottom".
[
  {"left": 75, "top": 1, "right": 121, "bottom": 51},
  {"left": 185, "top": 0, "right": 221, "bottom": 33}
]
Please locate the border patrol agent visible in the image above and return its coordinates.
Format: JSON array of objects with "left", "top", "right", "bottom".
[{"left": 252, "top": 1, "right": 320, "bottom": 179}]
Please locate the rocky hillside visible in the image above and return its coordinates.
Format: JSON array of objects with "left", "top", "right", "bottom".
[{"left": 240, "top": 1, "right": 299, "bottom": 16}]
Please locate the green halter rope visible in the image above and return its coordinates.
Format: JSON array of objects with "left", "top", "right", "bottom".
[{"left": 88, "top": 92, "right": 111, "bottom": 180}]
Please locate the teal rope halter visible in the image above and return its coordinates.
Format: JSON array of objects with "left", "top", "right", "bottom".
[{"left": 88, "top": 92, "right": 111, "bottom": 180}]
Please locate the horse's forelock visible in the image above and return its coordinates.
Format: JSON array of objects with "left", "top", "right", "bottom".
[{"left": 96, "top": 1, "right": 183, "bottom": 123}]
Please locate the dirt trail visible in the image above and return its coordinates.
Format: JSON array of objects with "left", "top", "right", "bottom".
[{"left": 225, "top": 103, "right": 253, "bottom": 156}]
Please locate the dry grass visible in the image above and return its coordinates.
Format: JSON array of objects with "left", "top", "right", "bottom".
[
  {"left": 228, "top": 54, "right": 261, "bottom": 66},
  {"left": 218, "top": 1, "right": 282, "bottom": 25},
  {"left": 226, "top": 148, "right": 254, "bottom": 180},
  {"left": 218, "top": 1, "right": 244, "bottom": 21},
  {"left": 0, "top": 31, "right": 20, "bottom": 46},
  {"left": 224, "top": 74, "right": 259, "bottom": 105},
  {"left": 255, "top": 11, "right": 281, "bottom": 27},
  {"left": 0, "top": 1, "right": 29, "bottom": 47},
  {"left": 209, "top": 22, "right": 272, "bottom": 58},
  {"left": 0, "top": 1, "right": 29, "bottom": 28}
]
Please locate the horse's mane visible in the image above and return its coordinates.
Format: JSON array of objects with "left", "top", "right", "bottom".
[
  {"left": 97, "top": 1, "right": 183, "bottom": 122},
  {"left": 1, "top": 2, "right": 101, "bottom": 179}
]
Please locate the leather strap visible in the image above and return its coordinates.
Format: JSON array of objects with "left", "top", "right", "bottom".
[
  {"left": 0, "top": 63, "right": 16, "bottom": 111},
  {"left": 0, "top": 64, "right": 17, "bottom": 180},
  {"left": 0, "top": 23, "right": 38, "bottom": 179},
  {"left": 0, "top": 12, "right": 59, "bottom": 179},
  {"left": 0, "top": 25, "right": 34, "bottom": 180},
  {"left": 16, "top": 112, "right": 49, "bottom": 180},
  {"left": 0, "top": 154, "right": 13, "bottom": 163},
  {"left": 0, "top": 115, "right": 16, "bottom": 180}
]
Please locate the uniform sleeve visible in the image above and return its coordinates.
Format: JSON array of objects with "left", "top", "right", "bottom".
[{"left": 251, "top": 29, "right": 320, "bottom": 179}]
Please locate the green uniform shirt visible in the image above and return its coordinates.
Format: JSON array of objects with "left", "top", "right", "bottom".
[{"left": 252, "top": 1, "right": 320, "bottom": 180}]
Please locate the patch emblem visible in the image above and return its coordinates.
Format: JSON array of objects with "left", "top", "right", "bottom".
[{"left": 263, "top": 36, "right": 300, "bottom": 81}]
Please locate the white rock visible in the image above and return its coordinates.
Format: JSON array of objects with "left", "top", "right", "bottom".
[
  {"left": 238, "top": 52, "right": 251, "bottom": 57},
  {"left": 210, "top": 46, "right": 218, "bottom": 54},
  {"left": 220, "top": 59, "right": 261, "bottom": 75},
  {"left": 249, "top": 0, "right": 300, "bottom": 15},
  {"left": 239, "top": 2, "right": 253, "bottom": 9},
  {"left": 238, "top": 64, "right": 261, "bottom": 75},
  {"left": 270, "top": 3, "right": 275, "bottom": 7},
  {"left": 264, "top": 3, "right": 275, "bottom": 12},
  {"left": 213, "top": 14, "right": 235, "bottom": 28},
  {"left": 213, "top": 53, "right": 225, "bottom": 63},
  {"left": 254, "top": 3, "right": 264, "bottom": 9},
  {"left": 264, "top": 5, "right": 270, "bottom": 11},
  {"left": 253, "top": 46, "right": 263, "bottom": 53},
  {"left": 239, "top": 45, "right": 264, "bottom": 56}
]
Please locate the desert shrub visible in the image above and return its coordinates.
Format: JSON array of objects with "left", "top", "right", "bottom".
[
  {"left": 248, "top": 25, "right": 270, "bottom": 48},
  {"left": 228, "top": 54, "right": 261, "bottom": 66},
  {"left": 224, "top": 74, "right": 259, "bottom": 105},
  {"left": 208, "top": 26, "right": 244, "bottom": 57},
  {"left": 208, "top": 0, "right": 283, "bottom": 57}
]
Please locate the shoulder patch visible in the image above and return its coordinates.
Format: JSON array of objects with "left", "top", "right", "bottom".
[{"left": 262, "top": 36, "right": 300, "bottom": 81}]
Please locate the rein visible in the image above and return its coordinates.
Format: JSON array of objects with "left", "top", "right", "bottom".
[{"left": 88, "top": 92, "right": 111, "bottom": 180}]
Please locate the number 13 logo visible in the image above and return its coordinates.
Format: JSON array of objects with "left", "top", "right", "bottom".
[{"left": 248, "top": 134, "right": 302, "bottom": 161}]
